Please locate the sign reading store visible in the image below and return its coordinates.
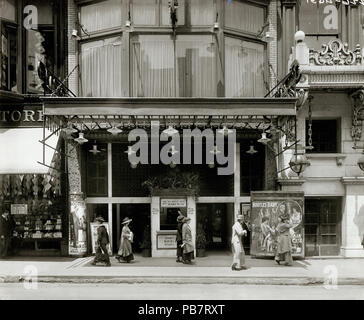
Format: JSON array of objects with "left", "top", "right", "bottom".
[{"left": 0, "top": 106, "right": 43, "bottom": 128}]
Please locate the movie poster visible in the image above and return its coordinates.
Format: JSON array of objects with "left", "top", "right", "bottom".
[{"left": 250, "top": 191, "right": 304, "bottom": 258}]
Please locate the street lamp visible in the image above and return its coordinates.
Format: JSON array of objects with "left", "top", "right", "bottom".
[{"left": 289, "top": 153, "right": 310, "bottom": 175}]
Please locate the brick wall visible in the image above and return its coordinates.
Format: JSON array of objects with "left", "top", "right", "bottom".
[
  {"left": 268, "top": 0, "right": 278, "bottom": 91},
  {"left": 67, "top": 0, "right": 79, "bottom": 96}
]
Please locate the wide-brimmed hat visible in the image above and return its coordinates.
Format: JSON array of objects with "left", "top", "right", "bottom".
[
  {"left": 177, "top": 215, "right": 185, "bottom": 222},
  {"left": 95, "top": 216, "right": 105, "bottom": 223},
  {"left": 122, "top": 217, "right": 132, "bottom": 224},
  {"left": 182, "top": 216, "right": 191, "bottom": 223},
  {"left": 237, "top": 215, "right": 244, "bottom": 221}
]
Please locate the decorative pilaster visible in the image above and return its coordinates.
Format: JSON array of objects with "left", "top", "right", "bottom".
[{"left": 67, "top": 140, "right": 87, "bottom": 256}]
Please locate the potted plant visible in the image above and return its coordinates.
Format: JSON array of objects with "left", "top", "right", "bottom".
[
  {"left": 140, "top": 224, "right": 152, "bottom": 257},
  {"left": 196, "top": 224, "right": 207, "bottom": 257}
]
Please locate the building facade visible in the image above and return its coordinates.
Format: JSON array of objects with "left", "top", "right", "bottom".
[{"left": 0, "top": 0, "right": 363, "bottom": 258}]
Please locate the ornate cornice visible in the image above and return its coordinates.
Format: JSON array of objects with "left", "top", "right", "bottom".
[
  {"left": 309, "top": 40, "right": 362, "bottom": 66},
  {"left": 341, "top": 177, "right": 364, "bottom": 185}
]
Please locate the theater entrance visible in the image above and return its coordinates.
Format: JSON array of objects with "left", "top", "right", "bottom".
[
  {"left": 196, "top": 203, "right": 234, "bottom": 252},
  {"left": 112, "top": 204, "right": 151, "bottom": 254}
]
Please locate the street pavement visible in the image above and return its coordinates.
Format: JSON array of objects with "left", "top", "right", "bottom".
[
  {"left": 1, "top": 283, "right": 364, "bottom": 300},
  {"left": 0, "top": 254, "right": 364, "bottom": 285}
]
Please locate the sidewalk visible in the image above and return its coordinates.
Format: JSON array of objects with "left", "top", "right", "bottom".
[{"left": 0, "top": 254, "right": 363, "bottom": 285}]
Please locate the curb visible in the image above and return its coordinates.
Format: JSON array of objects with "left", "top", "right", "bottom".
[{"left": 2, "top": 275, "right": 364, "bottom": 286}]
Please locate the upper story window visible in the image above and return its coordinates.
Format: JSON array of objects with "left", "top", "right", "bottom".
[
  {"left": 0, "top": 0, "right": 65, "bottom": 94},
  {"left": 306, "top": 119, "right": 340, "bottom": 154},
  {"left": 299, "top": 1, "right": 341, "bottom": 50},
  {"left": 131, "top": 34, "right": 220, "bottom": 97},
  {"left": 80, "top": 0, "right": 123, "bottom": 35}
]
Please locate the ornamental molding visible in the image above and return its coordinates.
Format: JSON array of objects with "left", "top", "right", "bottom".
[
  {"left": 277, "top": 178, "right": 305, "bottom": 186},
  {"left": 350, "top": 88, "right": 364, "bottom": 141},
  {"left": 341, "top": 177, "right": 364, "bottom": 185},
  {"left": 309, "top": 39, "right": 363, "bottom": 66}
]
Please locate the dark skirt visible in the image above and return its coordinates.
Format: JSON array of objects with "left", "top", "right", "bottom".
[
  {"left": 116, "top": 253, "right": 134, "bottom": 263},
  {"left": 183, "top": 251, "right": 194, "bottom": 261},
  {"left": 177, "top": 240, "right": 183, "bottom": 257}
]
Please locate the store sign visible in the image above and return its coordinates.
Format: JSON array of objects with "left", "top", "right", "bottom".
[
  {"left": 0, "top": 106, "right": 43, "bottom": 128},
  {"left": 161, "top": 199, "right": 187, "bottom": 208},
  {"left": 250, "top": 192, "right": 305, "bottom": 258},
  {"left": 11, "top": 204, "right": 28, "bottom": 215},
  {"left": 157, "top": 233, "right": 177, "bottom": 249}
]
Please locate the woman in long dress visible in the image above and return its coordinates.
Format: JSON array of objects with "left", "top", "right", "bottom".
[
  {"left": 274, "top": 214, "right": 293, "bottom": 266},
  {"left": 181, "top": 216, "right": 194, "bottom": 264},
  {"left": 116, "top": 217, "right": 134, "bottom": 263}
]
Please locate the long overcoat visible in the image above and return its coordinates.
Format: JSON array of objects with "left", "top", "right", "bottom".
[
  {"left": 276, "top": 222, "right": 292, "bottom": 254},
  {"left": 182, "top": 223, "right": 194, "bottom": 254}
]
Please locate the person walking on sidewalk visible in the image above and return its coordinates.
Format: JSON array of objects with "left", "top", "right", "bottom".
[
  {"left": 181, "top": 216, "right": 194, "bottom": 264},
  {"left": 231, "top": 215, "right": 248, "bottom": 271},
  {"left": 176, "top": 212, "right": 184, "bottom": 263},
  {"left": 274, "top": 213, "right": 293, "bottom": 266},
  {"left": 0, "top": 210, "right": 14, "bottom": 259},
  {"left": 116, "top": 217, "right": 134, "bottom": 263},
  {"left": 91, "top": 216, "right": 111, "bottom": 266}
]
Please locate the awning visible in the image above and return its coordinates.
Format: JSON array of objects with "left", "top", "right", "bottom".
[
  {"left": 41, "top": 97, "right": 298, "bottom": 117},
  {"left": 0, "top": 128, "right": 59, "bottom": 174}
]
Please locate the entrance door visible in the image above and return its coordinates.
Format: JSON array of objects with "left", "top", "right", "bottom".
[
  {"left": 112, "top": 204, "right": 151, "bottom": 254},
  {"left": 196, "top": 203, "right": 234, "bottom": 251},
  {"left": 305, "top": 198, "right": 342, "bottom": 256}
]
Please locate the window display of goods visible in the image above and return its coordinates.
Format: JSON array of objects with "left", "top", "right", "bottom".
[{"left": 32, "top": 231, "right": 42, "bottom": 239}]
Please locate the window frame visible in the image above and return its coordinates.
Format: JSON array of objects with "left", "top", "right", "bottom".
[{"left": 305, "top": 118, "right": 341, "bottom": 154}]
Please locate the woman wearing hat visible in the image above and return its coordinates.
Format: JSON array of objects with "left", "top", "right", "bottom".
[
  {"left": 231, "top": 214, "right": 248, "bottom": 271},
  {"left": 116, "top": 217, "right": 134, "bottom": 263},
  {"left": 176, "top": 211, "right": 184, "bottom": 263},
  {"left": 181, "top": 216, "right": 194, "bottom": 264},
  {"left": 274, "top": 213, "right": 293, "bottom": 266}
]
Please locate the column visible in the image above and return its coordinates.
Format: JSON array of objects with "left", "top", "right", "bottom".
[
  {"left": 341, "top": 179, "right": 364, "bottom": 258},
  {"left": 67, "top": 140, "right": 87, "bottom": 256},
  {"left": 151, "top": 196, "right": 160, "bottom": 257},
  {"left": 187, "top": 196, "right": 196, "bottom": 256}
]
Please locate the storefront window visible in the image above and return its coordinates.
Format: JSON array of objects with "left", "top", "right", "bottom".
[
  {"left": 80, "top": 36, "right": 125, "bottom": 97},
  {"left": 85, "top": 144, "right": 108, "bottom": 197},
  {"left": 80, "top": 0, "right": 123, "bottom": 35},
  {"left": 225, "top": 36, "right": 266, "bottom": 97},
  {"left": 224, "top": 0, "right": 265, "bottom": 34},
  {"left": 131, "top": 34, "right": 218, "bottom": 97}
]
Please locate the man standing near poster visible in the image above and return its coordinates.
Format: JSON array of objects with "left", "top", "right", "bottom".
[
  {"left": 91, "top": 216, "right": 111, "bottom": 266},
  {"left": 231, "top": 215, "right": 248, "bottom": 271}
]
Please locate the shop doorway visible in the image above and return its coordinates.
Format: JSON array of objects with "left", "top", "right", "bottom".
[
  {"left": 196, "top": 203, "right": 234, "bottom": 252},
  {"left": 112, "top": 204, "right": 151, "bottom": 254}
]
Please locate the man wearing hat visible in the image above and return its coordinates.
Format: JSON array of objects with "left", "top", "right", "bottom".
[
  {"left": 231, "top": 214, "right": 248, "bottom": 271},
  {"left": 176, "top": 210, "right": 184, "bottom": 263},
  {"left": 91, "top": 216, "right": 111, "bottom": 266}
]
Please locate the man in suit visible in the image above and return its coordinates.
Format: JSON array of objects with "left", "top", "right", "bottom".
[
  {"left": 0, "top": 210, "right": 14, "bottom": 258},
  {"left": 91, "top": 216, "right": 111, "bottom": 266},
  {"left": 231, "top": 214, "right": 248, "bottom": 271}
]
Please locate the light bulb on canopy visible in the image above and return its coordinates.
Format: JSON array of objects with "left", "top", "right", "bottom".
[
  {"left": 217, "top": 126, "right": 234, "bottom": 137},
  {"left": 107, "top": 125, "right": 122, "bottom": 135},
  {"left": 246, "top": 145, "right": 258, "bottom": 155},
  {"left": 258, "top": 132, "right": 271, "bottom": 145},
  {"left": 163, "top": 125, "right": 179, "bottom": 136},
  {"left": 74, "top": 132, "right": 88, "bottom": 145}
]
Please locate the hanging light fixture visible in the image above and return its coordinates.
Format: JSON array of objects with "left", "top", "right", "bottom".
[
  {"left": 89, "top": 144, "right": 101, "bottom": 155},
  {"left": 208, "top": 162, "right": 215, "bottom": 169},
  {"left": 125, "top": 146, "right": 136, "bottom": 156},
  {"left": 217, "top": 126, "right": 233, "bottom": 137},
  {"left": 107, "top": 125, "right": 122, "bottom": 135},
  {"left": 125, "top": 11, "right": 134, "bottom": 32},
  {"left": 168, "top": 145, "right": 179, "bottom": 155},
  {"left": 209, "top": 145, "right": 221, "bottom": 155},
  {"left": 62, "top": 122, "right": 77, "bottom": 136},
  {"left": 258, "top": 132, "right": 271, "bottom": 145},
  {"left": 74, "top": 132, "right": 88, "bottom": 145},
  {"left": 289, "top": 153, "right": 310, "bottom": 175},
  {"left": 211, "top": 13, "right": 219, "bottom": 33},
  {"left": 130, "top": 162, "right": 138, "bottom": 169},
  {"left": 246, "top": 145, "right": 258, "bottom": 155},
  {"left": 163, "top": 125, "right": 179, "bottom": 136},
  {"left": 169, "top": 161, "right": 177, "bottom": 168}
]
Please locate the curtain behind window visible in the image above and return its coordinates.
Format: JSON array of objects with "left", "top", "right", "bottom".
[
  {"left": 176, "top": 35, "right": 217, "bottom": 97},
  {"left": 81, "top": 37, "right": 122, "bottom": 97},
  {"left": 132, "top": 0, "right": 157, "bottom": 25},
  {"left": 80, "top": 0, "right": 122, "bottom": 34},
  {"left": 132, "top": 35, "right": 175, "bottom": 97},
  {"left": 225, "top": 37, "right": 265, "bottom": 97},
  {"left": 190, "top": 0, "right": 215, "bottom": 26}
]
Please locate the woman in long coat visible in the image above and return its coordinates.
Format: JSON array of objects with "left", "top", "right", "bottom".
[
  {"left": 181, "top": 216, "right": 194, "bottom": 264},
  {"left": 176, "top": 213, "right": 184, "bottom": 263},
  {"left": 274, "top": 214, "right": 293, "bottom": 266},
  {"left": 116, "top": 217, "right": 134, "bottom": 263}
]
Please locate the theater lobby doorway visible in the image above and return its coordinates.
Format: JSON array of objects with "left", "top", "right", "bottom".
[
  {"left": 196, "top": 203, "right": 234, "bottom": 253},
  {"left": 112, "top": 204, "right": 151, "bottom": 254}
]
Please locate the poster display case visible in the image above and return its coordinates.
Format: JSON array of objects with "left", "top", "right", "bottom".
[{"left": 250, "top": 191, "right": 304, "bottom": 258}]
